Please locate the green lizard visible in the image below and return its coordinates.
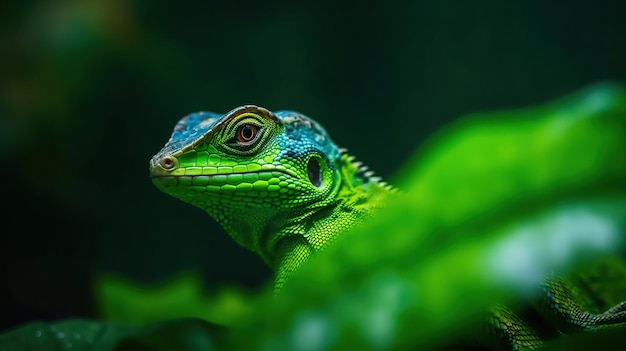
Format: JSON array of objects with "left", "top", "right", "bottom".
[
  {"left": 149, "top": 105, "right": 393, "bottom": 289},
  {"left": 149, "top": 105, "right": 626, "bottom": 350}
]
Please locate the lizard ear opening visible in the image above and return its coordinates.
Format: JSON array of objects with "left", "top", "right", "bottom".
[{"left": 307, "top": 157, "right": 322, "bottom": 187}]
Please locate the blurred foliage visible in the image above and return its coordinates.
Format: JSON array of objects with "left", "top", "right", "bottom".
[
  {"left": 224, "top": 82, "right": 626, "bottom": 350},
  {"left": 96, "top": 272, "right": 252, "bottom": 327},
  {"left": 3, "top": 82, "right": 626, "bottom": 350}
]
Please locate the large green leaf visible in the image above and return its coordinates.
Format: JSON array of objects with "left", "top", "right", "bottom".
[
  {"left": 3, "top": 82, "right": 626, "bottom": 350},
  {"left": 227, "top": 81, "right": 626, "bottom": 350}
]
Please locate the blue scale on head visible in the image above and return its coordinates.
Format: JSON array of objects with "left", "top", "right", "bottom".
[
  {"left": 153, "top": 111, "right": 222, "bottom": 161},
  {"left": 274, "top": 110, "right": 341, "bottom": 166},
  {"left": 171, "top": 112, "right": 222, "bottom": 144}
]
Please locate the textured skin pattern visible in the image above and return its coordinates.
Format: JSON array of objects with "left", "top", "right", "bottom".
[
  {"left": 479, "top": 276, "right": 626, "bottom": 350},
  {"left": 535, "top": 274, "right": 626, "bottom": 333},
  {"left": 150, "top": 105, "right": 626, "bottom": 350},
  {"left": 487, "top": 305, "right": 544, "bottom": 351}
]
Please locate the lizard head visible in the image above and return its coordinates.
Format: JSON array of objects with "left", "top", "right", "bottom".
[{"left": 149, "top": 105, "right": 343, "bottom": 261}]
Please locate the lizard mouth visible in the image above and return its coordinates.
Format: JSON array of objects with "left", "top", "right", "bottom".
[
  {"left": 151, "top": 170, "right": 297, "bottom": 190},
  {"left": 150, "top": 155, "right": 300, "bottom": 195},
  {"left": 149, "top": 155, "right": 298, "bottom": 179}
]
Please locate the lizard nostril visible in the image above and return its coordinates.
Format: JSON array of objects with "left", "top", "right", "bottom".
[{"left": 160, "top": 156, "right": 176, "bottom": 170}]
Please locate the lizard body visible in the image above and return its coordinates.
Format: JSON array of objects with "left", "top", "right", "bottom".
[{"left": 150, "top": 105, "right": 626, "bottom": 350}]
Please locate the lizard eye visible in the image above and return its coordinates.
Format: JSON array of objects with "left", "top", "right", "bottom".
[{"left": 235, "top": 124, "right": 259, "bottom": 143}]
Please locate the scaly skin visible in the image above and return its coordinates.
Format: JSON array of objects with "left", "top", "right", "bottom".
[
  {"left": 149, "top": 105, "right": 392, "bottom": 289},
  {"left": 150, "top": 105, "right": 626, "bottom": 350}
]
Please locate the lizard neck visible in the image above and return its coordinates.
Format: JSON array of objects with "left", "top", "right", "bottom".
[
  {"left": 208, "top": 152, "right": 395, "bottom": 270},
  {"left": 266, "top": 152, "right": 395, "bottom": 266}
]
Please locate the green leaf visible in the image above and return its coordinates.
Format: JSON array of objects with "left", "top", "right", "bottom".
[
  {"left": 0, "top": 318, "right": 225, "bottom": 351},
  {"left": 0, "top": 319, "right": 129, "bottom": 351}
]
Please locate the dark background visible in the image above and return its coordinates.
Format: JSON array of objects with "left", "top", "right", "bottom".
[{"left": 1, "top": 0, "right": 625, "bottom": 331}]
